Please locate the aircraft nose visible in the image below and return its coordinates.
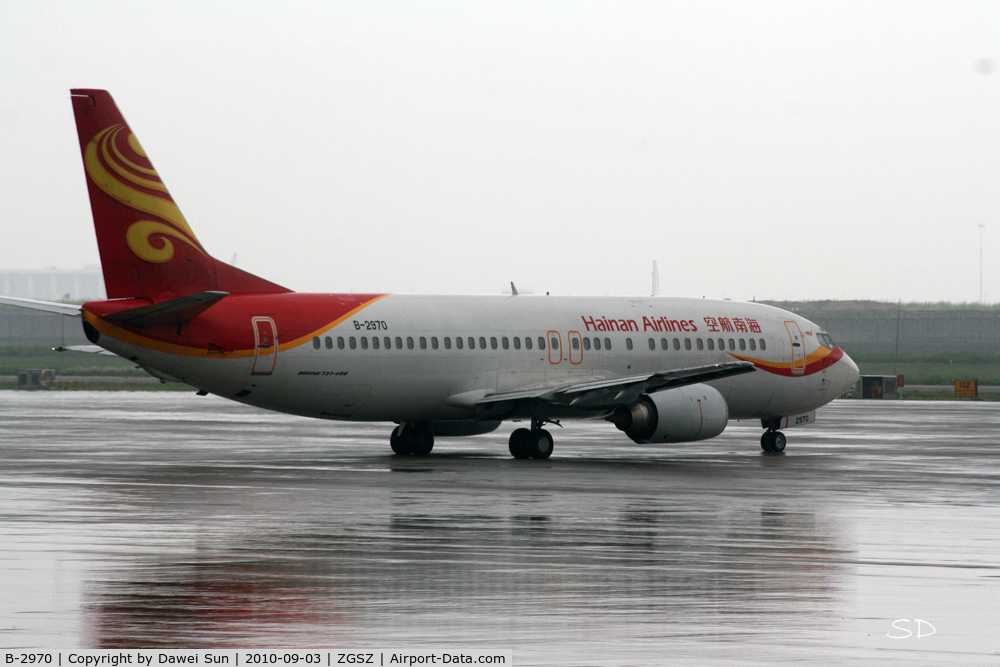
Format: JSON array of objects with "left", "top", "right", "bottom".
[{"left": 840, "top": 351, "right": 860, "bottom": 392}]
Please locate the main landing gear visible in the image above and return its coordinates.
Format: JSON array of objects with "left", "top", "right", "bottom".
[
  {"left": 508, "top": 419, "right": 555, "bottom": 460},
  {"left": 760, "top": 429, "right": 786, "bottom": 453},
  {"left": 390, "top": 422, "right": 434, "bottom": 456}
]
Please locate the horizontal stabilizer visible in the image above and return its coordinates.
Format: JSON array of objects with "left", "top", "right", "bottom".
[
  {"left": 102, "top": 291, "right": 228, "bottom": 327},
  {"left": 0, "top": 295, "right": 83, "bottom": 317},
  {"left": 53, "top": 345, "right": 118, "bottom": 356}
]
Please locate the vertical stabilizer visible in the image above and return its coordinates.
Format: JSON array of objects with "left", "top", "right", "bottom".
[{"left": 70, "top": 89, "right": 289, "bottom": 299}]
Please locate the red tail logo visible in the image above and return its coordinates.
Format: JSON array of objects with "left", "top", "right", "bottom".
[
  {"left": 71, "top": 89, "right": 288, "bottom": 299},
  {"left": 84, "top": 123, "right": 206, "bottom": 264}
]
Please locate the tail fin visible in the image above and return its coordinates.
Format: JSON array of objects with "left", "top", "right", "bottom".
[{"left": 70, "top": 89, "right": 289, "bottom": 299}]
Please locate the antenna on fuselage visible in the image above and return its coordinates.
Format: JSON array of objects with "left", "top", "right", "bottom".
[{"left": 651, "top": 261, "right": 660, "bottom": 297}]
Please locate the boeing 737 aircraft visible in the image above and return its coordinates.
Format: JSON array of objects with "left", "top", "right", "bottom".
[{"left": 1, "top": 89, "right": 859, "bottom": 458}]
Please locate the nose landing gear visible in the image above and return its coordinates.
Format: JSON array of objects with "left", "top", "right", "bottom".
[{"left": 760, "top": 429, "right": 786, "bottom": 453}]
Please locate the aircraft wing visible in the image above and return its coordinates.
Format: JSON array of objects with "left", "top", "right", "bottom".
[
  {"left": 0, "top": 295, "right": 82, "bottom": 317},
  {"left": 474, "top": 360, "right": 755, "bottom": 412}
]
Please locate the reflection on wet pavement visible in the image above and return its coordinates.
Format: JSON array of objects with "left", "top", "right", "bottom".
[{"left": 2, "top": 393, "right": 998, "bottom": 664}]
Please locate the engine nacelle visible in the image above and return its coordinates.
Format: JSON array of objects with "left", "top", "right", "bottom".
[{"left": 609, "top": 383, "right": 729, "bottom": 443}]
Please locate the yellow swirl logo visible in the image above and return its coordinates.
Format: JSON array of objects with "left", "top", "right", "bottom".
[{"left": 84, "top": 124, "right": 206, "bottom": 264}]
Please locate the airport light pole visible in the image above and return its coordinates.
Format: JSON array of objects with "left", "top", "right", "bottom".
[{"left": 979, "top": 224, "right": 985, "bottom": 303}]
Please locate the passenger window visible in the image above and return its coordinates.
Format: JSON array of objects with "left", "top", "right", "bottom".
[
  {"left": 728, "top": 338, "right": 735, "bottom": 350},
  {"left": 749, "top": 339, "right": 756, "bottom": 351},
  {"left": 325, "top": 336, "right": 333, "bottom": 350},
  {"left": 468, "top": 337, "right": 476, "bottom": 349},
  {"left": 480, "top": 336, "right": 487, "bottom": 349},
  {"left": 384, "top": 336, "right": 391, "bottom": 349},
  {"left": 361, "top": 337, "right": 369, "bottom": 350},
  {"left": 396, "top": 336, "right": 404, "bottom": 349},
  {"left": 594, "top": 337, "right": 602, "bottom": 351},
  {"left": 404, "top": 337, "right": 411, "bottom": 349},
  {"left": 312, "top": 337, "right": 320, "bottom": 350},
  {"left": 444, "top": 337, "right": 452, "bottom": 350},
  {"left": 660, "top": 338, "right": 668, "bottom": 351},
  {"left": 684, "top": 338, "right": 692, "bottom": 351},
  {"left": 420, "top": 337, "right": 427, "bottom": 350},
  {"left": 493, "top": 337, "right": 500, "bottom": 350},
  {"left": 457, "top": 337, "right": 464, "bottom": 350},
  {"left": 372, "top": 337, "right": 380, "bottom": 350},
  {"left": 759, "top": 339, "right": 766, "bottom": 351},
  {"left": 572, "top": 337, "right": 580, "bottom": 350},
  {"left": 550, "top": 336, "right": 559, "bottom": 349},
  {"left": 707, "top": 338, "right": 714, "bottom": 351},
  {"left": 604, "top": 337, "right": 612, "bottom": 350},
  {"left": 697, "top": 338, "right": 704, "bottom": 351},
  {"left": 514, "top": 337, "right": 521, "bottom": 350},
  {"left": 502, "top": 337, "right": 509, "bottom": 350},
  {"left": 349, "top": 336, "right": 357, "bottom": 350},
  {"left": 648, "top": 338, "right": 655, "bottom": 351},
  {"left": 538, "top": 337, "right": 546, "bottom": 350},
  {"left": 739, "top": 339, "right": 746, "bottom": 351},
  {"left": 431, "top": 337, "right": 439, "bottom": 350},
  {"left": 718, "top": 338, "right": 725, "bottom": 350},
  {"left": 525, "top": 337, "right": 533, "bottom": 350},
  {"left": 673, "top": 338, "right": 680, "bottom": 351},
  {"left": 626, "top": 338, "right": 633, "bottom": 351},
  {"left": 583, "top": 337, "right": 591, "bottom": 351}
]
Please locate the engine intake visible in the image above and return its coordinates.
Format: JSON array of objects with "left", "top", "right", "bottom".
[{"left": 609, "top": 383, "right": 729, "bottom": 443}]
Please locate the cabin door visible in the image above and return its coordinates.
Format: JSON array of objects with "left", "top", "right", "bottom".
[
  {"left": 784, "top": 321, "right": 805, "bottom": 376},
  {"left": 252, "top": 317, "right": 278, "bottom": 375}
]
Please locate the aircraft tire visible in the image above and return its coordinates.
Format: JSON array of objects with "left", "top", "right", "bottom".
[
  {"left": 529, "top": 429, "right": 554, "bottom": 460},
  {"left": 509, "top": 428, "right": 533, "bottom": 459},
  {"left": 391, "top": 425, "right": 409, "bottom": 455},
  {"left": 771, "top": 431, "right": 786, "bottom": 452},
  {"left": 412, "top": 425, "right": 434, "bottom": 456},
  {"left": 760, "top": 431, "right": 774, "bottom": 452}
]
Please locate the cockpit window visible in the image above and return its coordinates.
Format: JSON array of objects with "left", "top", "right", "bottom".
[{"left": 817, "top": 332, "right": 837, "bottom": 349}]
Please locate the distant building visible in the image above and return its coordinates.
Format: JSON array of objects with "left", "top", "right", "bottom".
[{"left": 0, "top": 267, "right": 105, "bottom": 302}]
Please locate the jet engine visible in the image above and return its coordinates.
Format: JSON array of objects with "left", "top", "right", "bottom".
[{"left": 609, "top": 383, "right": 729, "bottom": 443}]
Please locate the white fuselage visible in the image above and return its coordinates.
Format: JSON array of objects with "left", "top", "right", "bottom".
[{"left": 94, "top": 294, "right": 859, "bottom": 426}]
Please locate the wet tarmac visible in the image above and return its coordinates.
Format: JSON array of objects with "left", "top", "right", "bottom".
[{"left": 1, "top": 392, "right": 998, "bottom": 665}]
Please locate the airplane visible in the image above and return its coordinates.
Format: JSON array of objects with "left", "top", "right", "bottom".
[{"left": 0, "top": 89, "right": 860, "bottom": 458}]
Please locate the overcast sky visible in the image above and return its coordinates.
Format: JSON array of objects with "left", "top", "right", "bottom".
[{"left": 1, "top": 1, "right": 997, "bottom": 302}]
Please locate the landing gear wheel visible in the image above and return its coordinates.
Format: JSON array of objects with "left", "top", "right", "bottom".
[
  {"left": 411, "top": 426, "right": 434, "bottom": 456},
  {"left": 760, "top": 431, "right": 785, "bottom": 453},
  {"left": 509, "top": 428, "right": 533, "bottom": 459},
  {"left": 529, "top": 429, "right": 554, "bottom": 460},
  {"left": 391, "top": 425, "right": 408, "bottom": 455},
  {"left": 390, "top": 423, "right": 434, "bottom": 456}
]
